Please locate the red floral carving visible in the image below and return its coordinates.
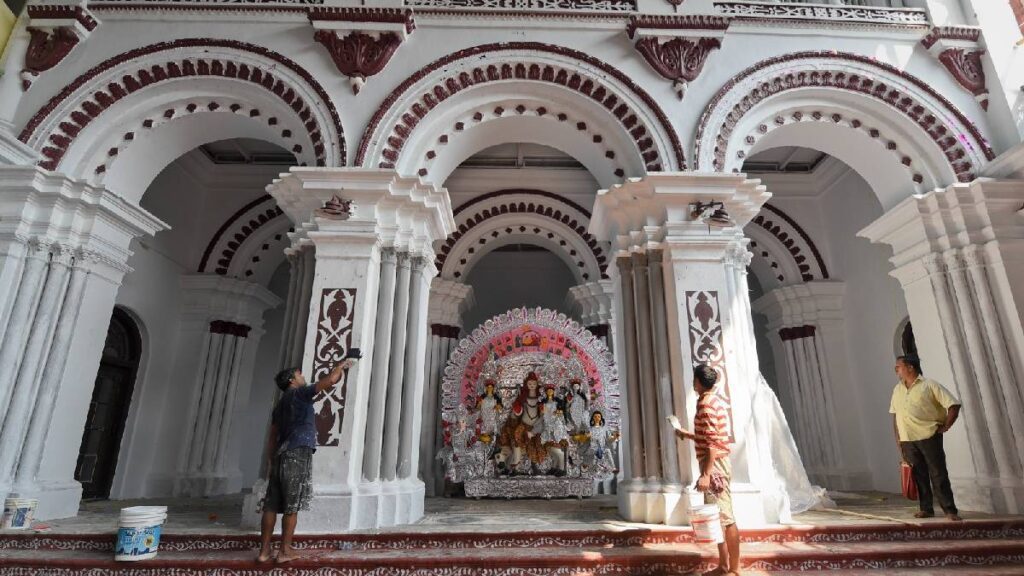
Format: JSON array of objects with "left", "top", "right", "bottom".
[
  {"left": 937, "top": 48, "right": 988, "bottom": 110},
  {"left": 313, "top": 30, "right": 403, "bottom": 94},
  {"left": 633, "top": 36, "right": 720, "bottom": 99},
  {"left": 23, "top": 28, "right": 81, "bottom": 87}
]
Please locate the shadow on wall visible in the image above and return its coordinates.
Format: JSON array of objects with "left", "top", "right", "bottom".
[{"left": 462, "top": 246, "right": 578, "bottom": 332}]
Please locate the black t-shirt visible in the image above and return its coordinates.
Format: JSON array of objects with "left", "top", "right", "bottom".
[{"left": 272, "top": 385, "right": 318, "bottom": 451}]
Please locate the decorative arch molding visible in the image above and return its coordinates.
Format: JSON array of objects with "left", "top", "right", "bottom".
[
  {"left": 198, "top": 194, "right": 292, "bottom": 284},
  {"left": 744, "top": 203, "right": 829, "bottom": 286},
  {"left": 436, "top": 190, "right": 607, "bottom": 284},
  {"left": 19, "top": 39, "right": 345, "bottom": 183},
  {"left": 407, "top": 98, "right": 630, "bottom": 186},
  {"left": 356, "top": 42, "right": 686, "bottom": 178},
  {"left": 695, "top": 52, "right": 994, "bottom": 188}
]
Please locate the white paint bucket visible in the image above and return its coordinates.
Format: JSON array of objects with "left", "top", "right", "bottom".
[
  {"left": 690, "top": 504, "right": 724, "bottom": 544},
  {"left": 115, "top": 506, "right": 167, "bottom": 561},
  {"left": 1, "top": 498, "right": 38, "bottom": 530}
]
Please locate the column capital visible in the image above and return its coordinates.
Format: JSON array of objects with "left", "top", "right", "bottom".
[
  {"left": 752, "top": 281, "right": 846, "bottom": 332},
  {"left": 858, "top": 178, "right": 1024, "bottom": 270},
  {"left": 590, "top": 172, "right": 769, "bottom": 255},
  {"left": 427, "top": 278, "right": 474, "bottom": 327},
  {"left": 180, "top": 274, "right": 282, "bottom": 329},
  {"left": 567, "top": 279, "right": 615, "bottom": 326},
  {"left": 268, "top": 168, "right": 454, "bottom": 258}
]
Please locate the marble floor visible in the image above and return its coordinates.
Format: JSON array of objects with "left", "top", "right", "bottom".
[{"left": 18, "top": 490, "right": 1013, "bottom": 535}]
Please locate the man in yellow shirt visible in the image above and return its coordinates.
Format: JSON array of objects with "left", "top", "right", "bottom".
[{"left": 890, "top": 354, "right": 962, "bottom": 521}]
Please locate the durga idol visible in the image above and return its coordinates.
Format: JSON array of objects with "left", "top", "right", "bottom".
[{"left": 495, "top": 372, "right": 567, "bottom": 476}]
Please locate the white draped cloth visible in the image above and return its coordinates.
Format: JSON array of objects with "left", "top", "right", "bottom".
[{"left": 744, "top": 373, "right": 833, "bottom": 522}]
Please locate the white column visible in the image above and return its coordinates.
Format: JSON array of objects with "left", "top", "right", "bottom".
[
  {"left": 381, "top": 252, "right": 412, "bottom": 484},
  {"left": 860, "top": 179, "right": 1024, "bottom": 513},
  {"left": 421, "top": 278, "right": 473, "bottom": 497},
  {"left": 752, "top": 282, "right": 870, "bottom": 489},
  {"left": 396, "top": 256, "right": 432, "bottom": 522},
  {"left": 0, "top": 246, "right": 71, "bottom": 489},
  {"left": 263, "top": 168, "right": 453, "bottom": 532},
  {"left": 362, "top": 248, "right": 398, "bottom": 485},
  {"left": 0, "top": 166, "right": 166, "bottom": 518},
  {"left": 591, "top": 173, "right": 776, "bottom": 526},
  {"left": 14, "top": 261, "right": 90, "bottom": 491},
  {"left": 0, "top": 243, "right": 49, "bottom": 414},
  {"left": 174, "top": 276, "right": 280, "bottom": 497}
]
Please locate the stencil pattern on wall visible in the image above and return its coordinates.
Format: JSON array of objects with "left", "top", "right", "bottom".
[
  {"left": 313, "top": 288, "right": 357, "bottom": 447},
  {"left": 685, "top": 290, "right": 734, "bottom": 440}
]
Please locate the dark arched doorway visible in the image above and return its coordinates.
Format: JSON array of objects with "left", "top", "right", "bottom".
[{"left": 75, "top": 307, "right": 141, "bottom": 500}]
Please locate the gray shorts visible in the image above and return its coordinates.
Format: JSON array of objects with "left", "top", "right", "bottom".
[{"left": 263, "top": 447, "right": 313, "bottom": 515}]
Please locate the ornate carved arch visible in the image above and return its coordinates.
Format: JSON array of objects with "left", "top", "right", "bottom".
[
  {"left": 437, "top": 190, "right": 608, "bottom": 283},
  {"left": 744, "top": 204, "right": 829, "bottom": 286},
  {"left": 357, "top": 42, "right": 686, "bottom": 179},
  {"left": 198, "top": 194, "right": 292, "bottom": 285},
  {"left": 19, "top": 39, "right": 345, "bottom": 180},
  {"left": 695, "top": 51, "right": 993, "bottom": 187}
]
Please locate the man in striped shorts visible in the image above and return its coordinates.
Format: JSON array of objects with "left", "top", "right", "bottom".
[{"left": 670, "top": 363, "right": 741, "bottom": 576}]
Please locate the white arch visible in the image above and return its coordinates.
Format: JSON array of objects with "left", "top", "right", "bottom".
[
  {"left": 402, "top": 90, "right": 635, "bottom": 189},
  {"left": 21, "top": 41, "right": 344, "bottom": 204},
  {"left": 359, "top": 45, "right": 684, "bottom": 178},
  {"left": 696, "top": 53, "right": 993, "bottom": 209}
]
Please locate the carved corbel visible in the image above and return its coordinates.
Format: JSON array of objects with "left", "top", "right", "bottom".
[
  {"left": 22, "top": 5, "right": 98, "bottom": 91},
  {"left": 626, "top": 15, "right": 729, "bottom": 100},
  {"left": 309, "top": 8, "right": 414, "bottom": 95},
  {"left": 921, "top": 26, "right": 988, "bottom": 111}
]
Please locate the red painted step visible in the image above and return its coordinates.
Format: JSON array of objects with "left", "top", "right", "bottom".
[
  {"left": 0, "top": 534, "right": 1022, "bottom": 574},
  {"left": 1, "top": 518, "right": 1022, "bottom": 553}
]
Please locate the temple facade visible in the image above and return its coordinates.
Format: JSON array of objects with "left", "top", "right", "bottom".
[{"left": 1, "top": 0, "right": 1024, "bottom": 532}]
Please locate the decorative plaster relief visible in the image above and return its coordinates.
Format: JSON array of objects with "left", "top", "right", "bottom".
[
  {"left": 313, "top": 288, "right": 357, "bottom": 447},
  {"left": 921, "top": 27, "right": 988, "bottom": 111},
  {"left": 695, "top": 52, "right": 994, "bottom": 183},
  {"left": 310, "top": 8, "right": 414, "bottom": 94},
  {"left": 198, "top": 194, "right": 290, "bottom": 279},
  {"left": 437, "top": 190, "right": 607, "bottom": 281},
  {"left": 713, "top": 1, "right": 928, "bottom": 26},
  {"left": 20, "top": 39, "right": 345, "bottom": 172},
  {"left": 416, "top": 103, "right": 625, "bottom": 180},
  {"left": 734, "top": 109, "right": 926, "bottom": 188},
  {"left": 405, "top": 0, "right": 636, "bottom": 11},
  {"left": 357, "top": 42, "right": 685, "bottom": 172},
  {"left": 685, "top": 290, "right": 733, "bottom": 439},
  {"left": 633, "top": 37, "right": 720, "bottom": 100},
  {"left": 22, "top": 6, "right": 98, "bottom": 91}
]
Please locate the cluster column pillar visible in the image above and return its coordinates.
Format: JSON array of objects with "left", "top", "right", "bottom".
[
  {"left": 860, "top": 178, "right": 1024, "bottom": 513},
  {"left": 421, "top": 279, "right": 473, "bottom": 497},
  {"left": 173, "top": 276, "right": 280, "bottom": 497},
  {"left": 752, "top": 282, "right": 871, "bottom": 489},
  {"left": 591, "top": 173, "right": 781, "bottom": 526},
  {"left": 260, "top": 168, "right": 453, "bottom": 532},
  {"left": 0, "top": 166, "right": 165, "bottom": 519}
]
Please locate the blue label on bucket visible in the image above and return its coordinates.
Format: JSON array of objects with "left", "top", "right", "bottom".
[
  {"left": 12, "top": 508, "right": 30, "bottom": 528},
  {"left": 115, "top": 524, "right": 162, "bottom": 557}
]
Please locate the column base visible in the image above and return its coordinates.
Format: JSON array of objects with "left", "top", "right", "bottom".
[
  {"left": 242, "top": 478, "right": 426, "bottom": 532},
  {"left": 173, "top": 472, "right": 243, "bottom": 498},
  {"left": 952, "top": 475, "right": 1024, "bottom": 514},
  {"left": 6, "top": 479, "right": 82, "bottom": 521},
  {"left": 616, "top": 479, "right": 688, "bottom": 524}
]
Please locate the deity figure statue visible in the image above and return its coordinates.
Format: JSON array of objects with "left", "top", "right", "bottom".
[
  {"left": 566, "top": 378, "right": 589, "bottom": 433},
  {"left": 476, "top": 379, "right": 503, "bottom": 439},
  {"left": 583, "top": 410, "right": 618, "bottom": 476},
  {"left": 540, "top": 395, "right": 570, "bottom": 476},
  {"left": 437, "top": 403, "right": 476, "bottom": 482},
  {"left": 496, "top": 372, "right": 567, "bottom": 476}
]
